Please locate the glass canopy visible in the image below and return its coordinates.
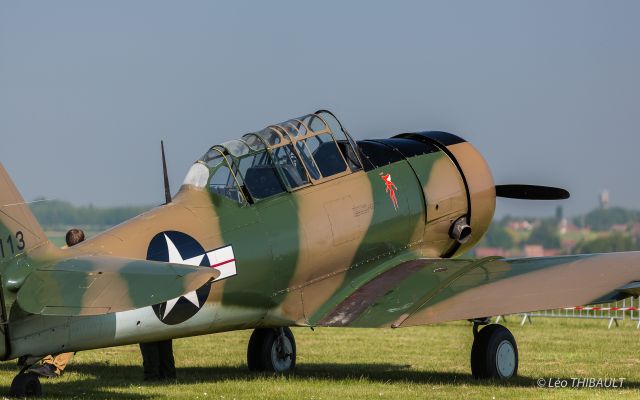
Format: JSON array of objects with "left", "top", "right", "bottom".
[{"left": 182, "top": 110, "right": 362, "bottom": 205}]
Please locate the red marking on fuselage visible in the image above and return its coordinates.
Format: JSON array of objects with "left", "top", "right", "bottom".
[
  {"left": 380, "top": 173, "right": 398, "bottom": 210},
  {"left": 210, "top": 258, "right": 235, "bottom": 268}
]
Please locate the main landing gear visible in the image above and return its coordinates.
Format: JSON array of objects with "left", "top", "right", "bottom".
[
  {"left": 470, "top": 320, "right": 518, "bottom": 380},
  {"left": 247, "top": 327, "right": 296, "bottom": 372}
]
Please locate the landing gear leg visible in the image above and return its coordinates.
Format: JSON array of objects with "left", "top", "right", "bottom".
[
  {"left": 470, "top": 321, "right": 518, "bottom": 380},
  {"left": 10, "top": 364, "right": 42, "bottom": 397},
  {"left": 247, "top": 327, "right": 296, "bottom": 373}
]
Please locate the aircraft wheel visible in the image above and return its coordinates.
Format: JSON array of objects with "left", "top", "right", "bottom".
[
  {"left": 247, "top": 327, "right": 296, "bottom": 372},
  {"left": 10, "top": 372, "right": 42, "bottom": 397},
  {"left": 471, "top": 324, "right": 518, "bottom": 380},
  {"left": 247, "top": 328, "right": 269, "bottom": 371}
]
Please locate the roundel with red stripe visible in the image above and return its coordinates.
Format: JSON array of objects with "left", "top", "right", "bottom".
[{"left": 146, "top": 231, "right": 236, "bottom": 325}]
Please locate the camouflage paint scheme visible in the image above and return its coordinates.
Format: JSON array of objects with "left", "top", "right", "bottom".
[{"left": 1, "top": 110, "right": 640, "bottom": 362}]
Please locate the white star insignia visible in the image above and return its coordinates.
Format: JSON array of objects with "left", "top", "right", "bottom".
[{"left": 162, "top": 234, "right": 205, "bottom": 319}]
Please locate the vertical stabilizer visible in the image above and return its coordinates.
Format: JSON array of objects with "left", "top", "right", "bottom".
[{"left": 0, "top": 163, "right": 49, "bottom": 258}]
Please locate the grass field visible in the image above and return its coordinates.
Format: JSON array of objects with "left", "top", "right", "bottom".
[{"left": 1, "top": 318, "right": 638, "bottom": 399}]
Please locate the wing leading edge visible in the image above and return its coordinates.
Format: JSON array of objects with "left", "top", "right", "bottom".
[
  {"left": 16, "top": 255, "right": 220, "bottom": 316},
  {"left": 312, "top": 252, "right": 640, "bottom": 328}
]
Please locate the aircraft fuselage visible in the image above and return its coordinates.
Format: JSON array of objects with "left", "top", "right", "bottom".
[{"left": 5, "top": 133, "right": 495, "bottom": 359}]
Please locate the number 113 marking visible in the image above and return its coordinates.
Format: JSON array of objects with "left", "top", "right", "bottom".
[{"left": 0, "top": 231, "right": 25, "bottom": 258}]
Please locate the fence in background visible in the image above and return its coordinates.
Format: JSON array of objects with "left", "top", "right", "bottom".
[{"left": 495, "top": 296, "right": 640, "bottom": 329}]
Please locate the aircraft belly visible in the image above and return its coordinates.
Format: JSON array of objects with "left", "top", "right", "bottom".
[
  {"left": 111, "top": 302, "right": 268, "bottom": 344},
  {"left": 8, "top": 301, "right": 268, "bottom": 358},
  {"left": 112, "top": 303, "right": 262, "bottom": 342},
  {"left": 10, "top": 314, "right": 111, "bottom": 358}
]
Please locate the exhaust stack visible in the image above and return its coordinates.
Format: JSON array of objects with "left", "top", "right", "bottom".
[{"left": 450, "top": 217, "right": 472, "bottom": 244}]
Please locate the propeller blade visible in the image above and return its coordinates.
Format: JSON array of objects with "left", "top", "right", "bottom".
[{"left": 495, "top": 184, "right": 570, "bottom": 200}]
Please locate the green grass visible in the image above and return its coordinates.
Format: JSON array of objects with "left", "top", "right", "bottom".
[{"left": 1, "top": 318, "right": 639, "bottom": 399}]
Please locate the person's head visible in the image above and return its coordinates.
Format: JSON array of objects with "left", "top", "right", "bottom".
[{"left": 66, "top": 228, "right": 85, "bottom": 247}]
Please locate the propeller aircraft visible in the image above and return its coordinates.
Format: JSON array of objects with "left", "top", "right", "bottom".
[{"left": 1, "top": 109, "right": 639, "bottom": 396}]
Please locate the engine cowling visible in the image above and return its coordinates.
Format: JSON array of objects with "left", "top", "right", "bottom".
[{"left": 396, "top": 132, "right": 495, "bottom": 257}]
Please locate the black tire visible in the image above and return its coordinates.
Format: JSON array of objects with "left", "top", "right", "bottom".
[
  {"left": 247, "top": 327, "right": 296, "bottom": 373},
  {"left": 10, "top": 372, "right": 42, "bottom": 397},
  {"left": 471, "top": 324, "right": 518, "bottom": 380},
  {"left": 247, "top": 328, "right": 269, "bottom": 371}
]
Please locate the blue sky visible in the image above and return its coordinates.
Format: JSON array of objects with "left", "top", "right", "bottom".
[{"left": 1, "top": 1, "right": 639, "bottom": 217}]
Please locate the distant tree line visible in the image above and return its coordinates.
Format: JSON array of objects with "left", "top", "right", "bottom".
[
  {"left": 573, "top": 233, "right": 638, "bottom": 254},
  {"left": 483, "top": 220, "right": 561, "bottom": 249},
  {"left": 574, "top": 207, "right": 640, "bottom": 231},
  {"left": 526, "top": 220, "right": 561, "bottom": 248},
  {"left": 483, "top": 224, "right": 514, "bottom": 249},
  {"left": 480, "top": 206, "right": 640, "bottom": 254},
  {"left": 29, "top": 198, "right": 151, "bottom": 230}
]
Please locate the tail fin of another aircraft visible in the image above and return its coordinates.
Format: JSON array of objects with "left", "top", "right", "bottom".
[{"left": 0, "top": 163, "right": 50, "bottom": 258}]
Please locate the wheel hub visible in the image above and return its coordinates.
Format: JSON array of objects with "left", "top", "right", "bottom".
[
  {"left": 495, "top": 339, "right": 516, "bottom": 378},
  {"left": 271, "top": 335, "right": 293, "bottom": 372}
]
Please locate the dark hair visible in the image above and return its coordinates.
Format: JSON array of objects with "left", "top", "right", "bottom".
[{"left": 66, "top": 228, "right": 85, "bottom": 247}]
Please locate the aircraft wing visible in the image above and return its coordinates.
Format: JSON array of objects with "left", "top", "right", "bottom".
[
  {"left": 313, "top": 252, "right": 640, "bottom": 328},
  {"left": 16, "top": 255, "right": 220, "bottom": 316}
]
